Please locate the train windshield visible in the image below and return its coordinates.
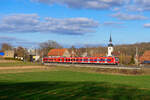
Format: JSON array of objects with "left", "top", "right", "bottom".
[{"left": 115, "top": 57, "right": 119, "bottom": 61}]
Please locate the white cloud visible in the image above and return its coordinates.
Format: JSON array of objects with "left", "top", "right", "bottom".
[
  {"left": 0, "top": 14, "right": 99, "bottom": 35},
  {"left": 31, "top": 0, "right": 129, "bottom": 10},
  {"left": 111, "top": 12, "right": 148, "bottom": 20},
  {"left": 127, "top": 0, "right": 150, "bottom": 11},
  {"left": 0, "top": 36, "right": 18, "bottom": 41},
  {"left": 0, "top": 36, "right": 38, "bottom": 48},
  {"left": 144, "top": 23, "right": 150, "bottom": 28},
  {"left": 103, "top": 21, "right": 123, "bottom": 25},
  {"left": 103, "top": 21, "right": 124, "bottom": 27}
]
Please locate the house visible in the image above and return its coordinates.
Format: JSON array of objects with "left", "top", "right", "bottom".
[
  {"left": 3, "top": 50, "right": 14, "bottom": 58},
  {"left": 140, "top": 50, "right": 150, "bottom": 64},
  {"left": 28, "top": 48, "right": 40, "bottom": 61},
  {"left": 48, "top": 48, "right": 70, "bottom": 57}
]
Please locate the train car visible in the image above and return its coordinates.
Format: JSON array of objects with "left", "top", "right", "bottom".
[{"left": 43, "top": 56, "right": 119, "bottom": 65}]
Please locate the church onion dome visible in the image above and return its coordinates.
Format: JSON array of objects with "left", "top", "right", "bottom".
[{"left": 108, "top": 43, "right": 113, "bottom": 47}]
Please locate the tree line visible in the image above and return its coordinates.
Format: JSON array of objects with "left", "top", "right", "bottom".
[{"left": 1, "top": 41, "right": 150, "bottom": 64}]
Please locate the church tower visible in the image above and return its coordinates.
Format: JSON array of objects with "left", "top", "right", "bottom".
[{"left": 107, "top": 35, "right": 113, "bottom": 56}]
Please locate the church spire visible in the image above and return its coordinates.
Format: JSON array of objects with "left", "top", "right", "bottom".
[
  {"left": 108, "top": 34, "right": 113, "bottom": 47},
  {"left": 109, "top": 34, "right": 112, "bottom": 43}
]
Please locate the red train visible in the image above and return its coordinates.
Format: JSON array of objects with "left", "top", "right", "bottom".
[{"left": 43, "top": 56, "right": 119, "bottom": 65}]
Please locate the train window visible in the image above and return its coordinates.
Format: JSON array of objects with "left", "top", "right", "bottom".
[
  {"left": 94, "top": 59, "right": 97, "bottom": 61},
  {"left": 80, "top": 59, "right": 82, "bottom": 61},
  {"left": 99, "top": 59, "right": 104, "bottom": 61},
  {"left": 115, "top": 57, "right": 119, "bottom": 61},
  {"left": 90, "top": 59, "right": 93, "bottom": 61},
  {"left": 107, "top": 59, "right": 111, "bottom": 62},
  {"left": 83, "top": 59, "right": 86, "bottom": 61}
]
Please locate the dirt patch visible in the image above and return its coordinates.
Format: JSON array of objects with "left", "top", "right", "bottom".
[
  {"left": 0, "top": 66, "right": 46, "bottom": 70},
  {"left": 0, "top": 66, "right": 54, "bottom": 74},
  {"left": 95, "top": 68, "right": 143, "bottom": 75},
  {"left": 0, "top": 60, "right": 20, "bottom": 63}
]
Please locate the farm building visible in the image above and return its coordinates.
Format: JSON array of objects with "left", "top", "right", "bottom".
[
  {"left": 0, "top": 51, "right": 4, "bottom": 57},
  {"left": 3, "top": 50, "right": 14, "bottom": 58},
  {"left": 140, "top": 50, "right": 150, "bottom": 64},
  {"left": 48, "top": 48, "right": 70, "bottom": 57}
]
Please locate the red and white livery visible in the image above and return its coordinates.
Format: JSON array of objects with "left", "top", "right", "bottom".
[{"left": 43, "top": 56, "right": 119, "bottom": 65}]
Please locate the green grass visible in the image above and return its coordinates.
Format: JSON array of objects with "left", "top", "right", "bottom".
[
  {"left": 0, "top": 62, "right": 41, "bottom": 67},
  {"left": 0, "top": 70, "right": 150, "bottom": 100}
]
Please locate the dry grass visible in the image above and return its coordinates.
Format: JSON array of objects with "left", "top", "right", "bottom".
[
  {"left": 43, "top": 65, "right": 150, "bottom": 76},
  {"left": 0, "top": 63, "right": 150, "bottom": 76},
  {"left": 0, "top": 59, "right": 20, "bottom": 63}
]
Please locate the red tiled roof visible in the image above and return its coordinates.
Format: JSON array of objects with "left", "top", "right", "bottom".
[
  {"left": 48, "top": 48, "right": 67, "bottom": 56},
  {"left": 140, "top": 50, "right": 150, "bottom": 62}
]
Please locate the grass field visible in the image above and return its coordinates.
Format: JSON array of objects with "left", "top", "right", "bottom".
[{"left": 0, "top": 68, "right": 150, "bottom": 100}]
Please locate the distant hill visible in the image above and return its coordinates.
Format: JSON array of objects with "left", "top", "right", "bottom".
[
  {"left": 114, "top": 42, "right": 150, "bottom": 56},
  {"left": 74, "top": 42, "right": 150, "bottom": 57}
]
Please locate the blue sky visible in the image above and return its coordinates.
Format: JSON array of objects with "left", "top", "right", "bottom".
[{"left": 0, "top": 0, "right": 150, "bottom": 48}]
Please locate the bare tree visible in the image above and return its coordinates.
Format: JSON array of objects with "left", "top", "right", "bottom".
[
  {"left": 15, "top": 46, "right": 26, "bottom": 57},
  {"left": 1, "top": 43, "right": 12, "bottom": 51},
  {"left": 14, "top": 46, "right": 29, "bottom": 61},
  {"left": 39, "top": 40, "right": 62, "bottom": 56}
]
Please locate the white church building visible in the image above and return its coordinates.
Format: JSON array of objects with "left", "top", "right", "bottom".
[{"left": 107, "top": 35, "right": 114, "bottom": 57}]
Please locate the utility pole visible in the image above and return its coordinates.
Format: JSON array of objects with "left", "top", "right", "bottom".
[{"left": 135, "top": 47, "right": 139, "bottom": 66}]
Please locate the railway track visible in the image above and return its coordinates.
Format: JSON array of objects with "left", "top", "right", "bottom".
[{"left": 44, "top": 63, "right": 141, "bottom": 70}]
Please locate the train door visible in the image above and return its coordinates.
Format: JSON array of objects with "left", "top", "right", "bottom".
[
  {"left": 64, "top": 58, "right": 66, "bottom": 63},
  {"left": 115, "top": 57, "right": 119, "bottom": 64},
  {"left": 97, "top": 58, "right": 99, "bottom": 63},
  {"left": 88, "top": 58, "right": 90, "bottom": 63},
  {"left": 105, "top": 58, "right": 107, "bottom": 64}
]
